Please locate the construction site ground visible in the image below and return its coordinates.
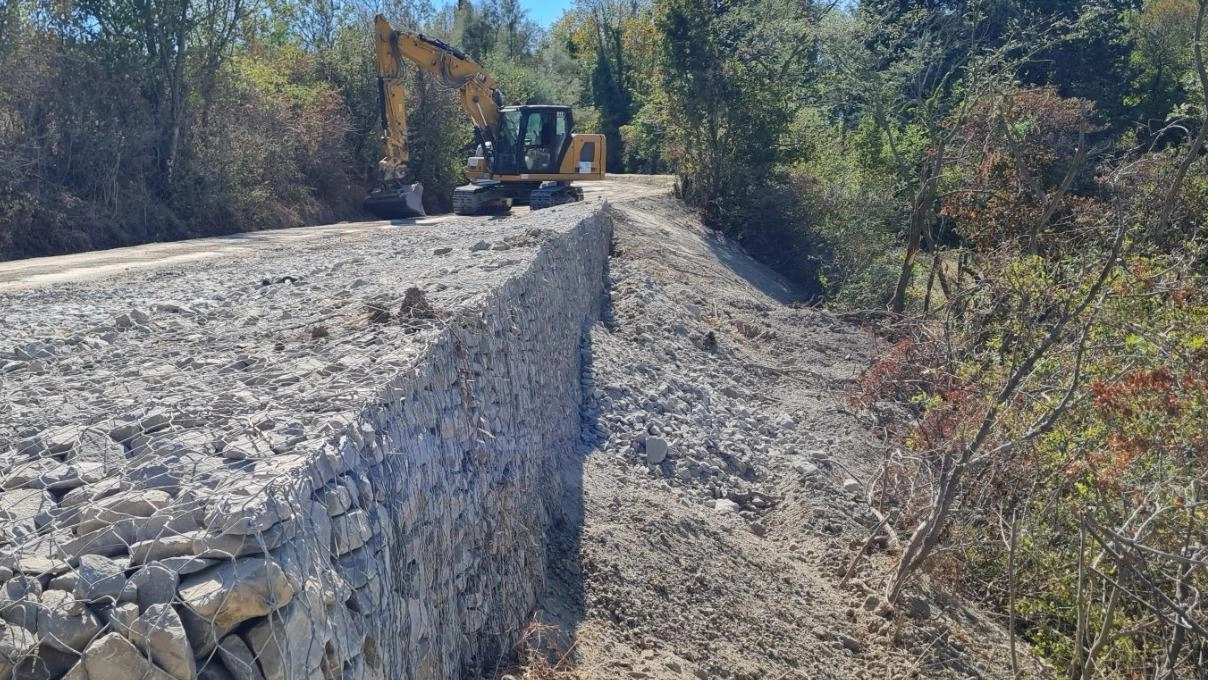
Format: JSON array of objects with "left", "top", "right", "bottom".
[
  {"left": 531, "top": 181, "right": 1034, "bottom": 679},
  {"left": 0, "top": 177, "right": 1036, "bottom": 679}
]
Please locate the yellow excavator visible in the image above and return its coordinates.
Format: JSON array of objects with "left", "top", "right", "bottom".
[{"left": 363, "top": 15, "right": 607, "bottom": 219}]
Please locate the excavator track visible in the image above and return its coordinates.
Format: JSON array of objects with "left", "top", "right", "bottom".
[
  {"left": 453, "top": 182, "right": 512, "bottom": 215},
  {"left": 529, "top": 182, "right": 583, "bottom": 210}
]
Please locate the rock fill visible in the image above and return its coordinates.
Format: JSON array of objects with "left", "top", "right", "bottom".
[{"left": 0, "top": 203, "right": 611, "bottom": 678}]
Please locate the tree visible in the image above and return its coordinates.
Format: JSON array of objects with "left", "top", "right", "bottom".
[
  {"left": 1129, "top": 0, "right": 1199, "bottom": 132},
  {"left": 575, "top": 0, "right": 642, "bottom": 172},
  {"left": 652, "top": 0, "right": 810, "bottom": 226},
  {"left": 860, "top": 0, "right": 1140, "bottom": 128},
  {"left": 825, "top": 4, "right": 1027, "bottom": 312},
  {"left": 71, "top": 0, "right": 251, "bottom": 188}
]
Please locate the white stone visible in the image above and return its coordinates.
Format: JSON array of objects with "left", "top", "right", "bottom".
[
  {"left": 645, "top": 436, "right": 669, "bottom": 464},
  {"left": 713, "top": 499, "right": 740, "bottom": 514}
]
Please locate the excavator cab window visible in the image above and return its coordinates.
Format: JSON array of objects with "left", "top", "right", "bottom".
[
  {"left": 523, "top": 110, "right": 554, "bottom": 172},
  {"left": 491, "top": 109, "right": 524, "bottom": 174},
  {"left": 518, "top": 108, "right": 571, "bottom": 173},
  {"left": 490, "top": 106, "right": 573, "bottom": 175}
]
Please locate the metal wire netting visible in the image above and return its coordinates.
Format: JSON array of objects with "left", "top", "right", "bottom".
[{"left": 0, "top": 212, "right": 595, "bottom": 679}]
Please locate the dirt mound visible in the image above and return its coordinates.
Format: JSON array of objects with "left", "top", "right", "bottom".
[{"left": 526, "top": 191, "right": 1044, "bottom": 679}]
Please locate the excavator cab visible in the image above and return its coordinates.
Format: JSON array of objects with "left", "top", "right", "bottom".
[{"left": 487, "top": 106, "right": 573, "bottom": 175}]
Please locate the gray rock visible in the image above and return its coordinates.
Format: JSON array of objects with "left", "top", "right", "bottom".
[
  {"left": 12, "top": 552, "right": 70, "bottom": 579},
  {"left": 129, "top": 534, "right": 197, "bottom": 565},
  {"left": 63, "top": 524, "right": 131, "bottom": 558},
  {"left": 330, "top": 509, "right": 372, "bottom": 556},
  {"left": 129, "top": 603, "right": 195, "bottom": 680},
  {"left": 70, "top": 428, "right": 126, "bottom": 469},
  {"left": 1, "top": 575, "right": 43, "bottom": 629},
  {"left": 198, "top": 661, "right": 238, "bottom": 680},
  {"left": 433, "top": 247, "right": 453, "bottom": 256},
  {"left": 217, "top": 635, "right": 264, "bottom": 680},
  {"left": 125, "top": 447, "right": 225, "bottom": 495},
  {"left": 129, "top": 564, "right": 179, "bottom": 612},
  {"left": 244, "top": 593, "right": 323, "bottom": 680},
  {"left": 107, "top": 419, "right": 142, "bottom": 446},
  {"left": 74, "top": 554, "right": 127, "bottom": 603},
  {"left": 151, "top": 303, "right": 194, "bottom": 315},
  {"left": 1, "top": 458, "right": 57, "bottom": 490},
  {"left": 139, "top": 410, "right": 172, "bottom": 434},
  {"left": 38, "top": 589, "right": 102, "bottom": 653},
  {"left": 156, "top": 556, "right": 217, "bottom": 576},
  {"left": 15, "top": 435, "right": 47, "bottom": 458},
  {"left": 645, "top": 436, "right": 669, "bottom": 464},
  {"left": 59, "top": 476, "right": 123, "bottom": 510},
  {"left": 44, "top": 426, "right": 85, "bottom": 454},
  {"left": 0, "top": 624, "right": 38, "bottom": 677},
  {"left": 838, "top": 633, "right": 865, "bottom": 653},
  {"left": 315, "top": 483, "right": 353, "bottom": 517},
  {"left": 177, "top": 557, "right": 294, "bottom": 637},
  {"left": 62, "top": 661, "right": 88, "bottom": 680},
  {"left": 32, "top": 464, "right": 93, "bottom": 491},
  {"left": 469, "top": 240, "right": 490, "bottom": 252},
  {"left": 217, "top": 435, "right": 272, "bottom": 461},
  {"left": 80, "top": 632, "right": 176, "bottom": 680},
  {"left": 12, "top": 645, "right": 79, "bottom": 680},
  {"left": 335, "top": 547, "right": 377, "bottom": 590},
  {"left": 97, "top": 601, "right": 140, "bottom": 637},
  {"left": 192, "top": 518, "right": 296, "bottom": 559},
  {"left": 204, "top": 491, "right": 294, "bottom": 536},
  {"left": 0, "top": 488, "right": 54, "bottom": 538},
  {"left": 76, "top": 489, "right": 173, "bottom": 535}
]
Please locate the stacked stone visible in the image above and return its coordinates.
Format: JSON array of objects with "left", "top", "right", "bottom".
[{"left": 0, "top": 204, "right": 610, "bottom": 679}]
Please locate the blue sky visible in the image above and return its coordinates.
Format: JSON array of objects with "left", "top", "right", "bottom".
[{"left": 519, "top": 0, "right": 574, "bottom": 27}]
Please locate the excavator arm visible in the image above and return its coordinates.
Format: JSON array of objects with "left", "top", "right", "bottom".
[
  {"left": 365, "top": 14, "right": 505, "bottom": 219},
  {"left": 373, "top": 15, "right": 505, "bottom": 171}
]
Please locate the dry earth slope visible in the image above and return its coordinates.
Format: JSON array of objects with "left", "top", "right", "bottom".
[{"left": 530, "top": 187, "right": 1046, "bottom": 680}]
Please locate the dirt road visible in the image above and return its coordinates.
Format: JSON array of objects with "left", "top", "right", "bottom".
[{"left": 0, "top": 178, "right": 666, "bottom": 291}]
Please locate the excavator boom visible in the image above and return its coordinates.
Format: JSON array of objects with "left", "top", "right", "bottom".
[{"left": 365, "top": 14, "right": 510, "bottom": 218}]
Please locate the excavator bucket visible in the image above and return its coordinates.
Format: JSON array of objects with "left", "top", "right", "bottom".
[{"left": 363, "top": 182, "right": 425, "bottom": 219}]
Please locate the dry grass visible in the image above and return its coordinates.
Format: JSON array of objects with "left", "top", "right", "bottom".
[{"left": 498, "top": 622, "right": 596, "bottom": 680}]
